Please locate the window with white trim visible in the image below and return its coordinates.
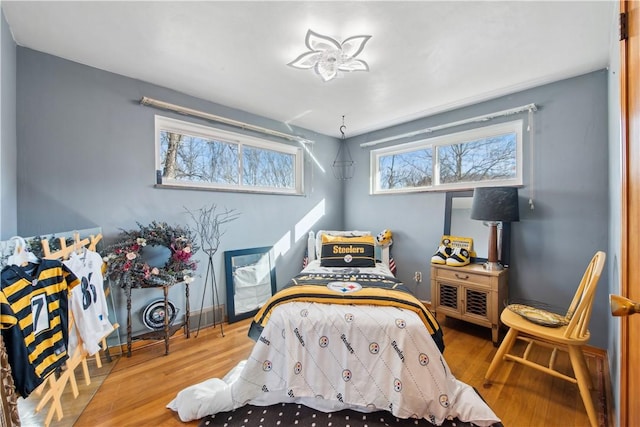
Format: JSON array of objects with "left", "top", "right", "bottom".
[
  {"left": 371, "top": 120, "right": 523, "bottom": 194},
  {"left": 155, "top": 116, "right": 304, "bottom": 194}
]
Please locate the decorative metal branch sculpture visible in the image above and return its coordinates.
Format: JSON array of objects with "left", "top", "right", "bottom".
[{"left": 185, "top": 204, "right": 240, "bottom": 337}]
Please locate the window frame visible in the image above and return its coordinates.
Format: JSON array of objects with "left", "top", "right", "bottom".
[
  {"left": 370, "top": 120, "right": 523, "bottom": 194},
  {"left": 154, "top": 115, "right": 304, "bottom": 195}
]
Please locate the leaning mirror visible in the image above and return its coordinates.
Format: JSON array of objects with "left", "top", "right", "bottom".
[
  {"left": 224, "top": 246, "right": 276, "bottom": 323},
  {"left": 444, "top": 190, "right": 511, "bottom": 266}
]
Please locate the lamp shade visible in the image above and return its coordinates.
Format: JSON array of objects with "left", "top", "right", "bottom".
[{"left": 470, "top": 187, "right": 520, "bottom": 222}]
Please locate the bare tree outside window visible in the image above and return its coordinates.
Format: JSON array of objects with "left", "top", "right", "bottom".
[
  {"left": 160, "top": 131, "right": 239, "bottom": 184},
  {"left": 242, "top": 146, "right": 294, "bottom": 188},
  {"left": 371, "top": 120, "right": 522, "bottom": 193},
  {"left": 156, "top": 116, "right": 303, "bottom": 194},
  {"left": 438, "top": 133, "right": 516, "bottom": 184},
  {"left": 162, "top": 132, "right": 182, "bottom": 179},
  {"left": 378, "top": 149, "right": 432, "bottom": 190}
]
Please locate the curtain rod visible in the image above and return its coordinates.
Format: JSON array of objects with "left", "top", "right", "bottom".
[
  {"left": 140, "top": 96, "right": 314, "bottom": 145},
  {"left": 359, "top": 103, "right": 538, "bottom": 148}
]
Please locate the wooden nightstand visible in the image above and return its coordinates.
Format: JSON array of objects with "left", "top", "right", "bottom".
[{"left": 430, "top": 263, "right": 508, "bottom": 345}]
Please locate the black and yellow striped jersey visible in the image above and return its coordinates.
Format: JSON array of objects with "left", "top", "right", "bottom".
[{"left": 0, "top": 259, "right": 79, "bottom": 397}]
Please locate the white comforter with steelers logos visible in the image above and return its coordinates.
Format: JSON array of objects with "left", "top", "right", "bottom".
[{"left": 168, "top": 301, "right": 500, "bottom": 426}]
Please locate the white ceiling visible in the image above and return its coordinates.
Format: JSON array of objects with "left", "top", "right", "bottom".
[{"left": 2, "top": 1, "right": 616, "bottom": 138}]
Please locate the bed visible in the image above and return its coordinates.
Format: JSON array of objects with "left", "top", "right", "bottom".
[{"left": 168, "top": 230, "right": 500, "bottom": 426}]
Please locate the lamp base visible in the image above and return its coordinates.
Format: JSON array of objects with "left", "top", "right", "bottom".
[{"left": 483, "top": 261, "right": 504, "bottom": 271}]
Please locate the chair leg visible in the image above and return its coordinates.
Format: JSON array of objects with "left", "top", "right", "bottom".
[
  {"left": 568, "top": 345, "right": 598, "bottom": 427},
  {"left": 485, "top": 327, "right": 518, "bottom": 382},
  {"left": 574, "top": 347, "right": 594, "bottom": 390}
]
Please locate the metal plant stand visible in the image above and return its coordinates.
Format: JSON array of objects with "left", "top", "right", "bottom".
[
  {"left": 184, "top": 203, "right": 240, "bottom": 339},
  {"left": 196, "top": 250, "right": 224, "bottom": 337}
]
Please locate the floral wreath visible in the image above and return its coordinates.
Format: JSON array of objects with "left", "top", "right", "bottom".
[{"left": 102, "top": 221, "right": 199, "bottom": 288}]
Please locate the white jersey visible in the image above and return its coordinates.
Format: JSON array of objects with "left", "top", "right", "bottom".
[{"left": 64, "top": 249, "right": 113, "bottom": 355}]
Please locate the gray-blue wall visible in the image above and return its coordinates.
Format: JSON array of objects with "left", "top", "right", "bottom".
[
  {"left": 346, "top": 71, "right": 610, "bottom": 349},
  {"left": 15, "top": 47, "right": 343, "bottom": 337},
  {"left": 0, "top": 9, "right": 17, "bottom": 239},
  {"left": 0, "top": 8, "right": 621, "bottom": 422},
  {"left": 8, "top": 48, "right": 610, "bottom": 351}
]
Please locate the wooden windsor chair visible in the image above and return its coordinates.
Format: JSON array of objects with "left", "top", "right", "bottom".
[{"left": 484, "top": 251, "right": 606, "bottom": 427}]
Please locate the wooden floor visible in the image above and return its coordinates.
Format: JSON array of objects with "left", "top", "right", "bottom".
[{"left": 18, "top": 316, "right": 607, "bottom": 427}]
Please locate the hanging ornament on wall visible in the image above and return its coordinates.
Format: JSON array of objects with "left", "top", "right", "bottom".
[{"left": 332, "top": 116, "right": 355, "bottom": 180}]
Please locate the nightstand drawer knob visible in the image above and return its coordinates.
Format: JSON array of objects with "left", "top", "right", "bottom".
[{"left": 455, "top": 273, "right": 469, "bottom": 280}]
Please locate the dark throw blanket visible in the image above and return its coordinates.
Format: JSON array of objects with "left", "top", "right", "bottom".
[{"left": 198, "top": 401, "right": 504, "bottom": 427}]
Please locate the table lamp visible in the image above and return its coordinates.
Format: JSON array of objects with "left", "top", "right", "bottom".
[{"left": 470, "top": 186, "right": 519, "bottom": 271}]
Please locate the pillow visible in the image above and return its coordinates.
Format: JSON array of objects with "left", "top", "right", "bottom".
[
  {"left": 506, "top": 303, "right": 568, "bottom": 327},
  {"left": 315, "top": 230, "right": 371, "bottom": 259},
  {"left": 320, "top": 234, "right": 376, "bottom": 267}
]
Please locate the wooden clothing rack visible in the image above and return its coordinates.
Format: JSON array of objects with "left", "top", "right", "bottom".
[{"left": 32, "top": 232, "right": 119, "bottom": 427}]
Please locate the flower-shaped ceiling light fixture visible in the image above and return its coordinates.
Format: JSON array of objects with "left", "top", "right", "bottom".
[{"left": 288, "top": 29, "right": 372, "bottom": 82}]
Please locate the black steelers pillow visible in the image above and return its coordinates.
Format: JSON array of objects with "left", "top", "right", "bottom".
[{"left": 320, "top": 234, "right": 376, "bottom": 267}]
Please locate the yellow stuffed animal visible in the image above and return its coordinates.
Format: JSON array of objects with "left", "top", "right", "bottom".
[{"left": 376, "top": 229, "right": 393, "bottom": 247}]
